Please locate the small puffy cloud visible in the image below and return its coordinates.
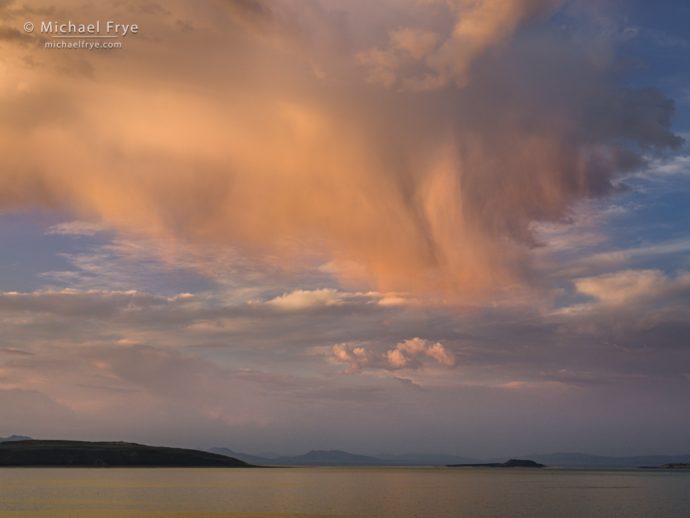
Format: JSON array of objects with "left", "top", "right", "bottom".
[
  {"left": 424, "top": 341, "right": 457, "bottom": 366},
  {"left": 330, "top": 337, "right": 456, "bottom": 373},
  {"left": 331, "top": 344, "right": 372, "bottom": 373},
  {"left": 386, "top": 337, "right": 456, "bottom": 368}
]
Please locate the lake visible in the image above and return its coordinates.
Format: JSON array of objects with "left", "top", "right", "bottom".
[{"left": 0, "top": 467, "right": 688, "bottom": 517}]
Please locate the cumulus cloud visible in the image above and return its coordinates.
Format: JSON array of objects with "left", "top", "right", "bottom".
[
  {"left": 387, "top": 337, "right": 456, "bottom": 368},
  {"left": 0, "top": 0, "right": 682, "bottom": 303},
  {"left": 331, "top": 343, "right": 373, "bottom": 373},
  {"left": 331, "top": 337, "right": 456, "bottom": 373}
]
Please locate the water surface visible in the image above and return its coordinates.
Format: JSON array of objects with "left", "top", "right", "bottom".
[{"left": 1, "top": 467, "right": 688, "bottom": 517}]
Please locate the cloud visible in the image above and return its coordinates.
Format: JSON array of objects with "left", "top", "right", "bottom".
[
  {"left": 0, "top": 285, "right": 404, "bottom": 355},
  {"left": 575, "top": 270, "right": 690, "bottom": 306},
  {"left": 1, "top": 270, "right": 689, "bottom": 453},
  {"left": 0, "top": 289, "right": 189, "bottom": 318},
  {"left": 0, "top": 347, "right": 33, "bottom": 356},
  {"left": 386, "top": 337, "right": 456, "bottom": 368},
  {"left": 331, "top": 337, "right": 456, "bottom": 373},
  {"left": 0, "top": 0, "right": 682, "bottom": 301},
  {"left": 358, "top": 0, "right": 562, "bottom": 91},
  {"left": 46, "top": 220, "right": 108, "bottom": 237},
  {"left": 263, "top": 288, "right": 406, "bottom": 311},
  {"left": 266, "top": 288, "right": 357, "bottom": 310},
  {"left": 554, "top": 269, "right": 690, "bottom": 357},
  {"left": 0, "top": 25, "right": 32, "bottom": 43},
  {"left": 574, "top": 269, "right": 671, "bottom": 306},
  {"left": 390, "top": 27, "right": 439, "bottom": 60},
  {"left": 331, "top": 343, "right": 372, "bottom": 373},
  {"left": 0, "top": 389, "right": 76, "bottom": 434},
  {"left": 644, "top": 152, "right": 690, "bottom": 177},
  {"left": 420, "top": 0, "right": 561, "bottom": 89}
]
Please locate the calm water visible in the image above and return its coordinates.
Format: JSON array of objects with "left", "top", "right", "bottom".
[{"left": 0, "top": 467, "right": 688, "bottom": 517}]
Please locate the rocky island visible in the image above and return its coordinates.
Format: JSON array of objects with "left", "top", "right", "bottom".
[{"left": 0, "top": 440, "right": 252, "bottom": 467}]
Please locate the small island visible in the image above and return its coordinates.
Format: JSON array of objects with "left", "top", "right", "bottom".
[
  {"left": 447, "top": 458, "right": 545, "bottom": 468},
  {"left": 0, "top": 440, "right": 252, "bottom": 467}
]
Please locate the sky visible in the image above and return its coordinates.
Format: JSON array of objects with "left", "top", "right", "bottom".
[{"left": 0, "top": 0, "right": 689, "bottom": 458}]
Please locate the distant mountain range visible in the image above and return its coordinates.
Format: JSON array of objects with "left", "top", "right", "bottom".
[
  {"left": 210, "top": 448, "right": 397, "bottom": 466},
  {"left": 3, "top": 436, "right": 688, "bottom": 468},
  {"left": 210, "top": 447, "right": 690, "bottom": 468},
  {"left": 376, "top": 452, "right": 480, "bottom": 466}
]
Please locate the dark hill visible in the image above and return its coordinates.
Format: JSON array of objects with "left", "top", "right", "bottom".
[{"left": 0, "top": 440, "right": 252, "bottom": 467}]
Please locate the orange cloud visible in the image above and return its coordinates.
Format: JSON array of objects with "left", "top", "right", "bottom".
[
  {"left": 0, "top": 0, "right": 681, "bottom": 300},
  {"left": 331, "top": 338, "right": 456, "bottom": 373}
]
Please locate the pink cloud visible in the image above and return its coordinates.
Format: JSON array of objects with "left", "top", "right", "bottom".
[{"left": 331, "top": 338, "right": 456, "bottom": 373}]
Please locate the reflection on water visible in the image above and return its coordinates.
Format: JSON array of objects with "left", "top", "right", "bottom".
[{"left": 1, "top": 467, "right": 688, "bottom": 517}]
